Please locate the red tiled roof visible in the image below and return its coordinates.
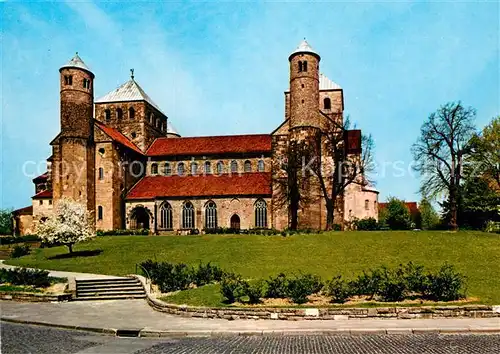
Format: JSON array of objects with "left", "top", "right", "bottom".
[
  {"left": 32, "top": 190, "right": 52, "bottom": 199},
  {"left": 33, "top": 172, "right": 48, "bottom": 182},
  {"left": 95, "top": 121, "right": 143, "bottom": 155},
  {"left": 127, "top": 172, "right": 272, "bottom": 200},
  {"left": 147, "top": 135, "right": 272, "bottom": 157},
  {"left": 379, "top": 202, "right": 419, "bottom": 215},
  {"left": 12, "top": 205, "right": 33, "bottom": 215}
]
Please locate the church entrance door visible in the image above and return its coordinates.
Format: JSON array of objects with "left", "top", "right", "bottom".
[{"left": 230, "top": 214, "right": 240, "bottom": 230}]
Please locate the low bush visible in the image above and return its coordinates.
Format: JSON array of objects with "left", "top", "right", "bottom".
[
  {"left": 286, "top": 274, "right": 323, "bottom": 304},
  {"left": 265, "top": 273, "right": 288, "bottom": 298},
  {"left": 355, "top": 217, "right": 380, "bottom": 231},
  {"left": 10, "top": 244, "right": 31, "bottom": 258},
  {"left": 192, "top": 262, "right": 224, "bottom": 286},
  {"left": 350, "top": 268, "right": 383, "bottom": 300},
  {"left": 241, "top": 280, "right": 264, "bottom": 304},
  {"left": 0, "top": 235, "right": 40, "bottom": 245},
  {"left": 402, "top": 262, "right": 427, "bottom": 294},
  {"left": 0, "top": 268, "right": 50, "bottom": 287},
  {"left": 425, "top": 263, "right": 467, "bottom": 301},
  {"left": 220, "top": 273, "right": 245, "bottom": 303},
  {"left": 324, "top": 275, "right": 352, "bottom": 303},
  {"left": 96, "top": 229, "right": 149, "bottom": 236},
  {"left": 377, "top": 266, "right": 407, "bottom": 302}
]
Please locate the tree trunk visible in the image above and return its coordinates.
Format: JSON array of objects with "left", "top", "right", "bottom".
[
  {"left": 290, "top": 204, "right": 298, "bottom": 230},
  {"left": 67, "top": 243, "right": 73, "bottom": 254},
  {"left": 325, "top": 198, "right": 335, "bottom": 231},
  {"left": 448, "top": 188, "right": 458, "bottom": 231}
]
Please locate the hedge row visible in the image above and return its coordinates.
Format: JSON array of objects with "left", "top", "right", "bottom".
[
  {"left": 96, "top": 229, "right": 149, "bottom": 236},
  {"left": 0, "top": 268, "right": 51, "bottom": 288},
  {"left": 0, "top": 235, "right": 40, "bottom": 245}
]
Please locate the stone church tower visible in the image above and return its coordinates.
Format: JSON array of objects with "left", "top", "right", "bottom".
[
  {"left": 288, "top": 40, "right": 323, "bottom": 229},
  {"left": 51, "top": 54, "right": 96, "bottom": 212}
]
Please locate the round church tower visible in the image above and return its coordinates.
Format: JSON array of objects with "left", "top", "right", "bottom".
[{"left": 288, "top": 39, "right": 321, "bottom": 138}]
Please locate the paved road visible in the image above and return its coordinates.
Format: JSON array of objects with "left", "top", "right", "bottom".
[{"left": 3, "top": 322, "right": 500, "bottom": 354}]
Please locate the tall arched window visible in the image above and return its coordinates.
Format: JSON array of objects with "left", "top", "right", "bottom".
[
  {"left": 230, "top": 160, "right": 238, "bottom": 173},
  {"left": 205, "top": 201, "right": 217, "bottom": 229},
  {"left": 323, "top": 97, "right": 331, "bottom": 110},
  {"left": 182, "top": 202, "right": 195, "bottom": 229},
  {"left": 257, "top": 160, "right": 265, "bottom": 172},
  {"left": 177, "top": 162, "right": 185, "bottom": 176},
  {"left": 298, "top": 61, "right": 303, "bottom": 72},
  {"left": 160, "top": 202, "right": 173, "bottom": 229},
  {"left": 104, "top": 109, "right": 111, "bottom": 122},
  {"left": 216, "top": 161, "right": 224, "bottom": 175},
  {"left": 116, "top": 108, "right": 123, "bottom": 120},
  {"left": 164, "top": 162, "right": 171, "bottom": 176},
  {"left": 129, "top": 107, "right": 135, "bottom": 120},
  {"left": 365, "top": 200, "right": 369, "bottom": 210},
  {"left": 191, "top": 162, "right": 198, "bottom": 175},
  {"left": 244, "top": 160, "right": 252, "bottom": 172},
  {"left": 97, "top": 206, "right": 103, "bottom": 220},
  {"left": 255, "top": 199, "right": 267, "bottom": 228},
  {"left": 98, "top": 167, "right": 104, "bottom": 180},
  {"left": 204, "top": 161, "right": 211, "bottom": 174},
  {"left": 151, "top": 163, "right": 158, "bottom": 175}
]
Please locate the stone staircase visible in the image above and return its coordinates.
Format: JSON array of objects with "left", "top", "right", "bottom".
[{"left": 74, "top": 277, "right": 146, "bottom": 301}]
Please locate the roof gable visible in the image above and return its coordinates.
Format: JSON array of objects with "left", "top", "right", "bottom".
[{"left": 94, "top": 121, "right": 143, "bottom": 155}]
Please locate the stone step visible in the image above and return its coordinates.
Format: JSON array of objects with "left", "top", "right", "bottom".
[
  {"left": 76, "top": 278, "right": 137, "bottom": 285},
  {"left": 73, "top": 294, "right": 147, "bottom": 301},
  {"left": 77, "top": 283, "right": 143, "bottom": 290},
  {"left": 76, "top": 290, "right": 146, "bottom": 297}
]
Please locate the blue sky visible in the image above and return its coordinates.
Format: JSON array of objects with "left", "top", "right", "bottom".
[{"left": 1, "top": 1, "right": 499, "bottom": 210}]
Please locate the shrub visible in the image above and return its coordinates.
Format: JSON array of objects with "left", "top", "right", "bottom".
[
  {"left": 139, "top": 261, "right": 192, "bottom": 292},
  {"left": 265, "top": 273, "right": 288, "bottom": 298},
  {"left": 332, "top": 224, "right": 342, "bottom": 231},
  {"left": 286, "top": 274, "right": 323, "bottom": 304},
  {"left": 355, "top": 218, "right": 379, "bottom": 231},
  {"left": 425, "top": 263, "right": 467, "bottom": 301},
  {"left": 350, "top": 268, "right": 383, "bottom": 299},
  {"left": 324, "top": 275, "right": 352, "bottom": 303},
  {"left": 384, "top": 197, "right": 412, "bottom": 230},
  {"left": 220, "top": 273, "right": 245, "bottom": 303},
  {"left": 402, "top": 262, "right": 427, "bottom": 294},
  {"left": 0, "top": 235, "right": 40, "bottom": 245},
  {"left": 96, "top": 229, "right": 149, "bottom": 236},
  {"left": 10, "top": 244, "right": 30, "bottom": 258},
  {"left": 241, "top": 280, "right": 264, "bottom": 304},
  {"left": 192, "top": 262, "right": 224, "bottom": 286},
  {"left": 377, "top": 266, "right": 407, "bottom": 302},
  {"left": 0, "top": 268, "right": 50, "bottom": 287}
]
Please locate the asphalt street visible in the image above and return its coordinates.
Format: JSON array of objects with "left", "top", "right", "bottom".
[{"left": 2, "top": 321, "right": 500, "bottom": 354}]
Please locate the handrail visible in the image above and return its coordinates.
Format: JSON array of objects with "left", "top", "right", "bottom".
[{"left": 135, "top": 263, "right": 152, "bottom": 293}]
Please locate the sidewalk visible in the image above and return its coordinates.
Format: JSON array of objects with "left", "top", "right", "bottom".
[
  {"left": 0, "top": 260, "right": 121, "bottom": 280},
  {"left": 1, "top": 300, "right": 499, "bottom": 337}
]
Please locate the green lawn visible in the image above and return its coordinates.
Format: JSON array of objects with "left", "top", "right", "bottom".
[{"left": 6, "top": 231, "right": 500, "bottom": 304}]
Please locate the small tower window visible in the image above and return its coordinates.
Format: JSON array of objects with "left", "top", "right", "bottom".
[
  {"left": 177, "top": 162, "right": 185, "bottom": 176},
  {"left": 131, "top": 132, "right": 137, "bottom": 138},
  {"left": 151, "top": 163, "right": 158, "bottom": 175},
  {"left": 149, "top": 113, "right": 154, "bottom": 124},
  {"left": 64, "top": 75, "right": 73, "bottom": 85},
  {"left": 204, "top": 161, "right": 211, "bottom": 174},
  {"left": 323, "top": 97, "right": 331, "bottom": 110},
  {"left": 230, "top": 160, "right": 238, "bottom": 173},
  {"left": 216, "top": 161, "right": 224, "bottom": 175},
  {"left": 83, "top": 78, "right": 91, "bottom": 89},
  {"left": 164, "top": 162, "right": 171, "bottom": 176},
  {"left": 303, "top": 61, "right": 308, "bottom": 72},
  {"left": 129, "top": 107, "right": 135, "bottom": 120},
  {"left": 97, "top": 206, "right": 103, "bottom": 220},
  {"left": 244, "top": 160, "right": 252, "bottom": 172},
  {"left": 104, "top": 109, "right": 111, "bottom": 122},
  {"left": 258, "top": 160, "right": 265, "bottom": 172},
  {"left": 116, "top": 108, "right": 123, "bottom": 120},
  {"left": 298, "top": 61, "right": 303, "bottom": 73},
  {"left": 365, "top": 200, "right": 369, "bottom": 210},
  {"left": 191, "top": 162, "right": 198, "bottom": 175},
  {"left": 98, "top": 167, "right": 104, "bottom": 180}
]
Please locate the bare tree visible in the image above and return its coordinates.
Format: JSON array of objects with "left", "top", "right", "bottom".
[
  {"left": 411, "top": 101, "right": 476, "bottom": 231},
  {"left": 305, "top": 116, "right": 375, "bottom": 230}
]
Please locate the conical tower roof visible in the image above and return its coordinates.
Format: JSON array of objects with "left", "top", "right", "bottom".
[
  {"left": 289, "top": 39, "right": 320, "bottom": 61},
  {"left": 60, "top": 53, "right": 94, "bottom": 77}
]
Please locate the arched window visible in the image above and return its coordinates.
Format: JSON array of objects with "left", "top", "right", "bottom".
[
  {"left": 204, "top": 161, "right": 211, "bottom": 174},
  {"left": 230, "top": 160, "right": 238, "bottom": 173},
  {"left": 98, "top": 167, "right": 104, "bottom": 180},
  {"left": 205, "top": 201, "right": 217, "bottom": 229},
  {"left": 156, "top": 118, "right": 160, "bottom": 129},
  {"left": 177, "top": 162, "right": 185, "bottom": 176},
  {"left": 164, "top": 162, "right": 171, "bottom": 176},
  {"left": 64, "top": 75, "right": 73, "bottom": 85},
  {"left": 365, "top": 200, "right": 369, "bottom": 210},
  {"left": 151, "top": 163, "right": 158, "bottom": 175},
  {"left": 104, "top": 109, "right": 111, "bottom": 122},
  {"left": 257, "top": 160, "right": 265, "bottom": 172},
  {"left": 244, "top": 160, "right": 252, "bottom": 173},
  {"left": 116, "top": 108, "right": 123, "bottom": 120},
  {"left": 303, "top": 61, "right": 308, "bottom": 72},
  {"left": 323, "top": 97, "right": 331, "bottom": 110},
  {"left": 298, "top": 61, "right": 303, "bottom": 72},
  {"left": 182, "top": 202, "right": 195, "bottom": 229},
  {"left": 216, "top": 161, "right": 224, "bottom": 175},
  {"left": 160, "top": 202, "right": 173, "bottom": 230},
  {"left": 255, "top": 199, "right": 267, "bottom": 228},
  {"left": 149, "top": 112, "right": 154, "bottom": 124},
  {"left": 129, "top": 107, "right": 135, "bottom": 120},
  {"left": 191, "top": 162, "right": 198, "bottom": 175},
  {"left": 97, "top": 206, "right": 103, "bottom": 220},
  {"left": 374, "top": 201, "right": 377, "bottom": 210}
]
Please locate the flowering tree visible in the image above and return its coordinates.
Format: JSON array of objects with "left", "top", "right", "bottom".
[{"left": 36, "top": 199, "right": 94, "bottom": 253}]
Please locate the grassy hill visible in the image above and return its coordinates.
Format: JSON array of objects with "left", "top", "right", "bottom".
[{"left": 6, "top": 231, "right": 500, "bottom": 304}]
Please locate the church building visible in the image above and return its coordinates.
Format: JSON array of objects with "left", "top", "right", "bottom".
[{"left": 13, "top": 40, "right": 378, "bottom": 235}]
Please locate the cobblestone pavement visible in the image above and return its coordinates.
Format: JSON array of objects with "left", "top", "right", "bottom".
[{"left": 3, "top": 322, "right": 500, "bottom": 354}]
